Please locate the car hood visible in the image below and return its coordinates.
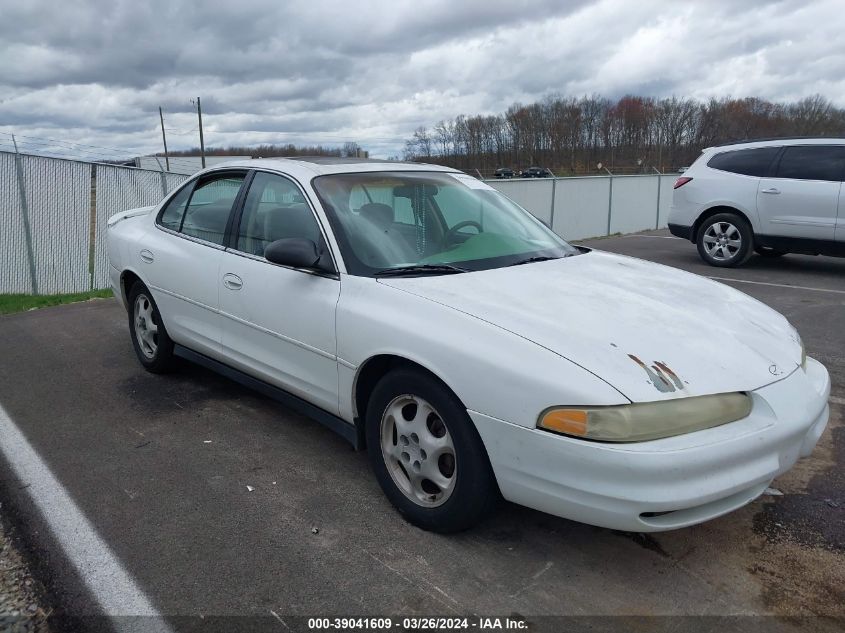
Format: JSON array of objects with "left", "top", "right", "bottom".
[{"left": 378, "top": 250, "right": 801, "bottom": 402}]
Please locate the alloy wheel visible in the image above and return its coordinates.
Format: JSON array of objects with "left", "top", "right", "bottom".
[
  {"left": 133, "top": 293, "right": 159, "bottom": 359},
  {"left": 379, "top": 394, "right": 457, "bottom": 507},
  {"left": 702, "top": 221, "right": 742, "bottom": 261}
]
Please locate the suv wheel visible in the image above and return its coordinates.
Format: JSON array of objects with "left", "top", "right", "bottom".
[
  {"left": 366, "top": 368, "right": 498, "bottom": 532},
  {"left": 128, "top": 282, "right": 176, "bottom": 373},
  {"left": 696, "top": 213, "right": 754, "bottom": 268}
]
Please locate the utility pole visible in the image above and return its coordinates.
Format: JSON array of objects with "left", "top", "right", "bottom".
[
  {"left": 196, "top": 96, "right": 206, "bottom": 168},
  {"left": 158, "top": 107, "right": 170, "bottom": 171}
]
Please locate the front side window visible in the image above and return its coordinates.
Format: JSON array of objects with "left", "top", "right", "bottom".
[
  {"left": 776, "top": 145, "right": 845, "bottom": 182},
  {"left": 707, "top": 147, "right": 780, "bottom": 177},
  {"left": 312, "top": 171, "right": 576, "bottom": 276},
  {"left": 235, "top": 172, "right": 321, "bottom": 256}
]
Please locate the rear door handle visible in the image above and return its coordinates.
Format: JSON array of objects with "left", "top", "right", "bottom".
[
  {"left": 222, "top": 273, "right": 243, "bottom": 290},
  {"left": 139, "top": 249, "right": 154, "bottom": 263},
  {"left": 760, "top": 187, "right": 780, "bottom": 194}
]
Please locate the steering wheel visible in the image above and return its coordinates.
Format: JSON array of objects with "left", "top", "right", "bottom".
[{"left": 443, "top": 220, "right": 483, "bottom": 247}]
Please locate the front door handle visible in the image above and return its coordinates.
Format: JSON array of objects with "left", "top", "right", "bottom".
[
  {"left": 760, "top": 187, "right": 780, "bottom": 194},
  {"left": 139, "top": 249, "right": 154, "bottom": 263},
  {"left": 222, "top": 273, "right": 243, "bottom": 290}
]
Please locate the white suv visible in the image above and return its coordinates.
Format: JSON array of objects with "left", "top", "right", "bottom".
[{"left": 668, "top": 138, "right": 845, "bottom": 267}]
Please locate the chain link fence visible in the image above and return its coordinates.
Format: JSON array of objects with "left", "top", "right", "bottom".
[{"left": 0, "top": 150, "right": 189, "bottom": 295}]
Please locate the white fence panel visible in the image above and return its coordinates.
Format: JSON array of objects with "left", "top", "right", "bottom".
[
  {"left": 0, "top": 153, "right": 92, "bottom": 294},
  {"left": 552, "top": 177, "right": 612, "bottom": 240},
  {"left": 609, "top": 176, "right": 660, "bottom": 235},
  {"left": 487, "top": 178, "right": 554, "bottom": 226},
  {"left": 92, "top": 165, "right": 190, "bottom": 289},
  {"left": 487, "top": 174, "right": 677, "bottom": 241},
  {"left": 0, "top": 152, "right": 28, "bottom": 293}
]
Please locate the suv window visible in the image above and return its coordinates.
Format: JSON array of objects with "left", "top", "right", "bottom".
[
  {"left": 180, "top": 174, "right": 245, "bottom": 245},
  {"left": 235, "top": 172, "right": 321, "bottom": 256},
  {"left": 707, "top": 147, "right": 780, "bottom": 177},
  {"left": 776, "top": 145, "right": 845, "bottom": 182}
]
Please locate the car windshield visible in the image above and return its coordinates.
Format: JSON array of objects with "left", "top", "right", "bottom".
[{"left": 312, "top": 171, "right": 578, "bottom": 276}]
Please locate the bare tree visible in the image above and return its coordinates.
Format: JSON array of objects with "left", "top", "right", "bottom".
[{"left": 403, "top": 93, "right": 845, "bottom": 176}]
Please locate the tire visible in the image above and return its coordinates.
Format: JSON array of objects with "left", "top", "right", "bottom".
[
  {"left": 696, "top": 213, "right": 754, "bottom": 268},
  {"left": 365, "top": 367, "right": 498, "bottom": 533},
  {"left": 127, "top": 282, "right": 176, "bottom": 373},
  {"left": 755, "top": 246, "right": 787, "bottom": 258}
]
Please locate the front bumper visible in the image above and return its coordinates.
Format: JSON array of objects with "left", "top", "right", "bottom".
[{"left": 471, "top": 357, "right": 830, "bottom": 532}]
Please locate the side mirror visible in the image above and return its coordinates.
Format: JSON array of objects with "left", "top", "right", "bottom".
[{"left": 264, "top": 238, "right": 324, "bottom": 270}]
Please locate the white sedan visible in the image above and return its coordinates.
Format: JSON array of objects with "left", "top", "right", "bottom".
[{"left": 107, "top": 158, "right": 830, "bottom": 533}]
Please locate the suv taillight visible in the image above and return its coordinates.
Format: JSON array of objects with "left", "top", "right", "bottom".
[{"left": 674, "top": 177, "right": 692, "bottom": 189}]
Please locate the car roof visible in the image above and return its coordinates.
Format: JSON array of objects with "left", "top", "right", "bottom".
[
  {"left": 199, "top": 156, "right": 461, "bottom": 178},
  {"left": 704, "top": 137, "right": 845, "bottom": 153}
]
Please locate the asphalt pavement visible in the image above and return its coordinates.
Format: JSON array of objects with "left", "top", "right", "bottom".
[{"left": 0, "top": 230, "right": 842, "bottom": 632}]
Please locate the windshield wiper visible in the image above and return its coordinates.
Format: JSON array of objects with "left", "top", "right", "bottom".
[
  {"left": 507, "top": 255, "right": 562, "bottom": 267},
  {"left": 374, "top": 264, "right": 469, "bottom": 277}
]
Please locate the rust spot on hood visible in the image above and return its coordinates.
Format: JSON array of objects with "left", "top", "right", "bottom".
[
  {"left": 628, "top": 354, "right": 684, "bottom": 393},
  {"left": 654, "top": 361, "right": 684, "bottom": 390}
]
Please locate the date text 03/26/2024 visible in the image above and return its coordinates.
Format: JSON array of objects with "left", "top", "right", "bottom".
[{"left": 307, "top": 617, "right": 528, "bottom": 630}]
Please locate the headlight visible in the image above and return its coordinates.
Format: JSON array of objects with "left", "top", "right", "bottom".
[{"left": 538, "top": 392, "right": 753, "bottom": 443}]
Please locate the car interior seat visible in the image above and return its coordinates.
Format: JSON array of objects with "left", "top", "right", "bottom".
[{"left": 261, "top": 204, "right": 321, "bottom": 256}]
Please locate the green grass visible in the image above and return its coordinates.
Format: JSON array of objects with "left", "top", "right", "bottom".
[{"left": 0, "top": 289, "right": 113, "bottom": 315}]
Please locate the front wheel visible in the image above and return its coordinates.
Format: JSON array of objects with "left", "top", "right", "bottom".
[
  {"left": 366, "top": 368, "right": 498, "bottom": 532},
  {"left": 696, "top": 213, "right": 754, "bottom": 268},
  {"left": 128, "top": 282, "right": 175, "bottom": 373}
]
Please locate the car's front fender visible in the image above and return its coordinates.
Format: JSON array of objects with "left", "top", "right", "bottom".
[{"left": 335, "top": 275, "right": 628, "bottom": 427}]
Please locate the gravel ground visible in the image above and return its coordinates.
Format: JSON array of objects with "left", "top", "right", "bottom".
[{"left": 0, "top": 506, "right": 51, "bottom": 632}]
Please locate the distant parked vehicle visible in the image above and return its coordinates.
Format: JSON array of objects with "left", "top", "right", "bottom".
[
  {"left": 520, "top": 166, "right": 552, "bottom": 178},
  {"left": 669, "top": 138, "right": 845, "bottom": 267},
  {"left": 494, "top": 167, "right": 515, "bottom": 179}
]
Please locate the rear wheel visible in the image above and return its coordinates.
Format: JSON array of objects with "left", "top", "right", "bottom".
[
  {"left": 128, "top": 282, "right": 175, "bottom": 373},
  {"left": 696, "top": 213, "right": 754, "bottom": 268},
  {"left": 366, "top": 368, "right": 498, "bottom": 532}
]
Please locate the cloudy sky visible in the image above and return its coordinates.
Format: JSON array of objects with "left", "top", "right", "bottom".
[{"left": 1, "top": 0, "right": 843, "bottom": 159}]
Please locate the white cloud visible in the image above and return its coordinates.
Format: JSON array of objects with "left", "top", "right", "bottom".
[{"left": 0, "top": 0, "right": 842, "bottom": 158}]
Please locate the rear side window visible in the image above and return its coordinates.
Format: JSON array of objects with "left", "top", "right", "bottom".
[
  {"left": 181, "top": 174, "right": 245, "bottom": 245},
  {"left": 157, "top": 173, "right": 246, "bottom": 244},
  {"left": 776, "top": 146, "right": 845, "bottom": 182},
  {"left": 707, "top": 147, "right": 780, "bottom": 177},
  {"left": 158, "top": 183, "right": 193, "bottom": 231}
]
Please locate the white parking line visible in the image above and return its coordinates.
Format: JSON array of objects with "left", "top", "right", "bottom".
[
  {"left": 707, "top": 276, "right": 845, "bottom": 296},
  {"left": 622, "top": 235, "right": 682, "bottom": 239},
  {"left": 0, "top": 403, "right": 173, "bottom": 632}
]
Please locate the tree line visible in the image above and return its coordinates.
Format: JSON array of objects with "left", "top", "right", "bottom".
[
  {"left": 164, "top": 141, "right": 365, "bottom": 159},
  {"left": 402, "top": 94, "right": 845, "bottom": 176}
]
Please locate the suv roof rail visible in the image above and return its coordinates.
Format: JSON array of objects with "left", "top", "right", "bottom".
[{"left": 712, "top": 136, "right": 845, "bottom": 147}]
